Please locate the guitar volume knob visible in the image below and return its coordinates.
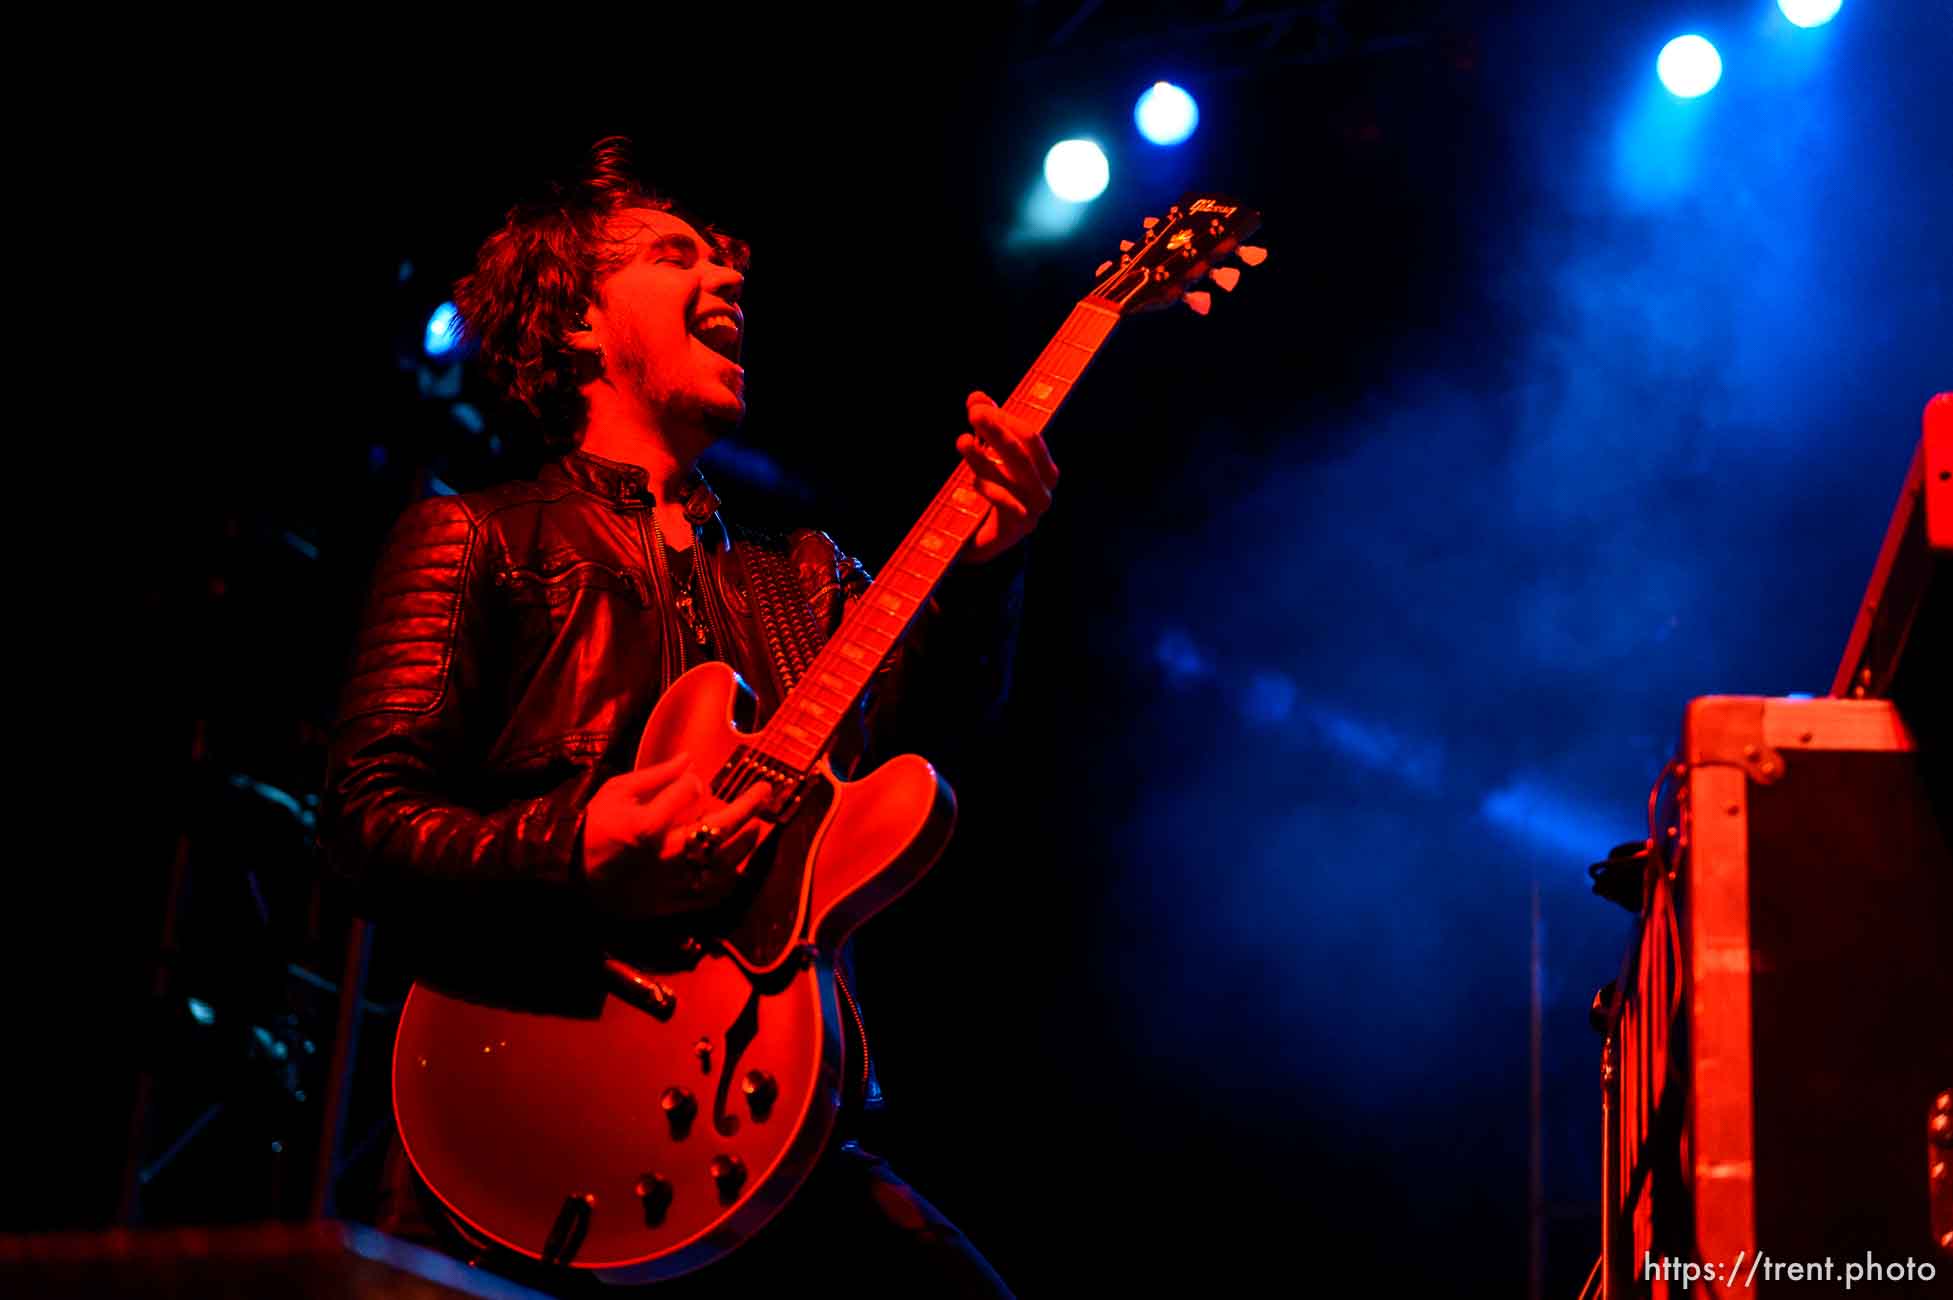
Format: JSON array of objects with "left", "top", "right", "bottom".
[
  {"left": 660, "top": 1086, "right": 697, "bottom": 1139},
  {"left": 741, "top": 1070, "right": 777, "bottom": 1121},
  {"left": 634, "top": 1173, "right": 673, "bottom": 1226},
  {"left": 709, "top": 1154, "right": 747, "bottom": 1203}
]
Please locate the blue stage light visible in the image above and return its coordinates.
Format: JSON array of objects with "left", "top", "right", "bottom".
[
  {"left": 1778, "top": 0, "right": 1841, "bottom": 28},
  {"left": 1657, "top": 35, "right": 1723, "bottom": 99},
  {"left": 1134, "top": 81, "right": 1199, "bottom": 146},
  {"left": 424, "top": 301, "right": 463, "bottom": 357},
  {"left": 1043, "top": 139, "right": 1110, "bottom": 203}
]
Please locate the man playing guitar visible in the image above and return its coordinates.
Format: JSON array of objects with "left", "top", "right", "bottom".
[{"left": 320, "top": 136, "right": 1054, "bottom": 1296}]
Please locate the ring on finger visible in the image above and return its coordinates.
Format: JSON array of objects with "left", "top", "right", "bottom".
[{"left": 682, "top": 820, "right": 720, "bottom": 867}]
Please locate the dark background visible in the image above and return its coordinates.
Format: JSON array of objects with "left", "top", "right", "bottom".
[{"left": 41, "top": 3, "right": 1951, "bottom": 1296}]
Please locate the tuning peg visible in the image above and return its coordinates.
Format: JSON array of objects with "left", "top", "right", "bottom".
[
  {"left": 1095, "top": 260, "right": 1113, "bottom": 277},
  {"left": 1209, "top": 267, "right": 1241, "bottom": 292},
  {"left": 1119, "top": 240, "right": 1134, "bottom": 252},
  {"left": 1236, "top": 245, "right": 1268, "bottom": 266},
  {"left": 1183, "top": 291, "right": 1212, "bottom": 316},
  {"left": 1142, "top": 216, "right": 1159, "bottom": 230}
]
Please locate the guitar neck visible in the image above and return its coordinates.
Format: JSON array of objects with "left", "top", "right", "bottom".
[{"left": 752, "top": 299, "right": 1122, "bottom": 771}]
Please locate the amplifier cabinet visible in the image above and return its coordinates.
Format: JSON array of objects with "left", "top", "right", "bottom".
[{"left": 1606, "top": 696, "right": 1951, "bottom": 1297}]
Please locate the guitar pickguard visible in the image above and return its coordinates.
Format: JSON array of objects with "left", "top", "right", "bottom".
[{"left": 717, "top": 772, "right": 834, "bottom": 969}]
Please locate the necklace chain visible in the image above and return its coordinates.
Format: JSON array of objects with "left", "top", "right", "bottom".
[{"left": 652, "top": 509, "right": 710, "bottom": 648}]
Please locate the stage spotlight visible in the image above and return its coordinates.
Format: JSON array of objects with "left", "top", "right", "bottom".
[
  {"left": 1778, "top": 0, "right": 1841, "bottom": 27},
  {"left": 1656, "top": 35, "right": 1722, "bottom": 99},
  {"left": 424, "top": 301, "right": 463, "bottom": 358},
  {"left": 1043, "top": 139, "right": 1110, "bottom": 203},
  {"left": 1134, "top": 81, "right": 1199, "bottom": 146}
]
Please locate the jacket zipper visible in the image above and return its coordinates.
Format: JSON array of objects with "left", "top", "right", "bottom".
[
  {"left": 696, "top": 521, "right": 740, "bottom": 671},
  {"left": 642, "top": 509, "right": 684, "bottom": 693},
  {"left": 833, "top": 962, "right": 872, "bottom": 1102}
]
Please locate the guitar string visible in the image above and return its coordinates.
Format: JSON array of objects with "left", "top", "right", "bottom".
[
  {"left": 747, "top": 308, "right": 1109, "bottom": 773},
  {"left": 742, "top": 265, "right": 1180, "bottom": 780},
  {"left": 710, "top": 222, "right": 1208, "bottom": 812},
  {"left": 719, "top": 295, "right": 1131, "bottom": 805},
  {"left": 743, "top": 305, "right": 1113, "bottom": 781}
]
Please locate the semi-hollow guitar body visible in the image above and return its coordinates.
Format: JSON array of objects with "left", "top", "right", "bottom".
[
  {"left": 389, "top": 190, "right": 1262, "bottom": 1285},
  {"left": 391, "top": 661, "right": 955, "bottom": 1282}
]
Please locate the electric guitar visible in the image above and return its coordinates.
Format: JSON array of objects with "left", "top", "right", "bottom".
[{"left": 389, "top": 193, "right": 1265, "bottom": 1284}]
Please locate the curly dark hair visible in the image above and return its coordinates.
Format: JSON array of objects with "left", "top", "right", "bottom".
[{"left": 453, "top": 135, "right": 750, "bottom": 444}]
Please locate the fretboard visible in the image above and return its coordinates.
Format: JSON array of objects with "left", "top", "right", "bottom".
[{"left": 752, "top": 298, "right": 1122, "bottom": 771}]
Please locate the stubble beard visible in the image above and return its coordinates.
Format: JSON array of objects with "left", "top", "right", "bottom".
[{"left": 615, "top": 331, "right": 744, "bottom": 445}]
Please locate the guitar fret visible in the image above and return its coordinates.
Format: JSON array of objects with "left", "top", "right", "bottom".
[
  {"left": 819, "top": 654, "right": 870, "bottom": 685},
  {"left": 749, "top": 735, "right": 794, "bottom": 762},
  {"left": 828, "top": 651, "right": 876, "bottom": 683},
  {"left": 875, "top": 571, "right": 931, "bottom": 601},
  {"left": 807, "top": 681, "right": 854, "bottom": 710},
  {"left": 738, "top": 295, "right": 1128, "bottom": 784},
  {"left": 889, "top": 566, "right": 945, "bottom": 594},
  {"left": 780, "top": 713, "right": 826, "bottom": 742},
  {"left": 925, "top": 499, "right": 973, "bottom": 532},
  {"left": 841, "top": 612, "right": 892, "bottom": 640}
]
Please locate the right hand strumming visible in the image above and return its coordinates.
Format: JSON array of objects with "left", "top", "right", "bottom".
[{"left": 580, "top": 752, "right": 773, "bottom": 919}]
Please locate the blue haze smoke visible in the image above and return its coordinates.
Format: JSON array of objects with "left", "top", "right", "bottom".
[{"left": 1093, "top": 0, "right": 1948, "bottom": 1222}]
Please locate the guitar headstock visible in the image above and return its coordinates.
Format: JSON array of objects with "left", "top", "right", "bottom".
[{"left": 1089, "top": 193, "right": 1265, "bottom": 318}]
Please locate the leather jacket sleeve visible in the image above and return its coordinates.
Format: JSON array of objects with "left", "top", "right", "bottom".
[
  {"left": 318, "top": 496, "right": 601, "bottom": 927},
  {"left": 788, "top": 528, "right": 1026, "bottom": 779}
]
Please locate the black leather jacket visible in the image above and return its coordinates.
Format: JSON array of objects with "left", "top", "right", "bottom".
[{"left": 319, "top": 447, "right": 1022, "bottom": 1111}]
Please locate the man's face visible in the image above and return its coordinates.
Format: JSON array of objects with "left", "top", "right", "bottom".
[{"left": 587, "top": 207, "right": 746, "bottom": 434}]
